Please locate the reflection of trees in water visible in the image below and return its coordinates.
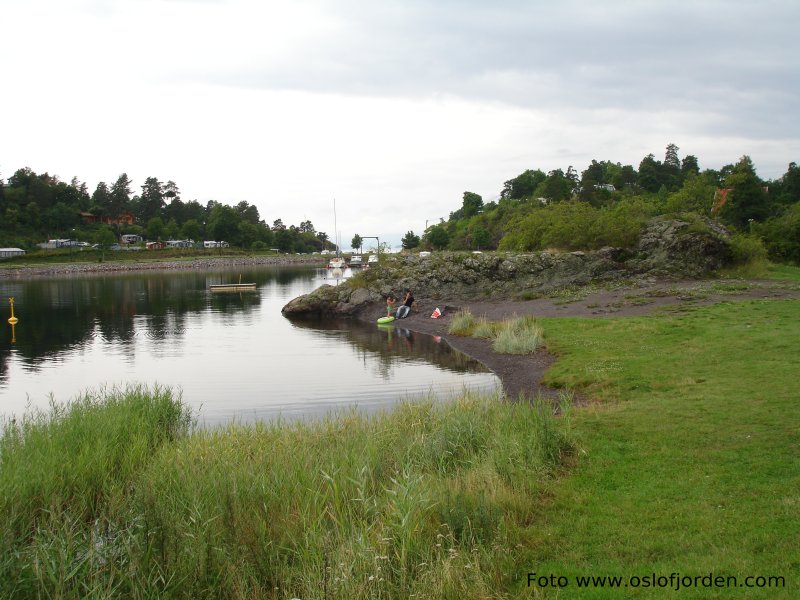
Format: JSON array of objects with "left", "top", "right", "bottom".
[
  {"left": 286, "top": 317, "right": 489, "bottom": 378},
  {"left": 0, "top": 267, "right": 314, "bottom": 369}
]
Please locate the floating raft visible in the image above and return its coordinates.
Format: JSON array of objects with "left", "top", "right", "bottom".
[{"left": 209, "top": 283, "right": 257, "bottom": 292}]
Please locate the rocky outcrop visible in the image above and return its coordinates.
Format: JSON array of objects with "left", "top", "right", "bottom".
[
  {"left": 282, "top": 216, "right": 733, "bottom": 317},
  {"left": 629, "top": 216, "right": 731, "bottom": 277},
  {"left": 281, "top": 284, "right": 383, "bottom": 317}
]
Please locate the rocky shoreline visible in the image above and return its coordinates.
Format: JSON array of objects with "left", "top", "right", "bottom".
[{"left": 0, "top": 255, "right": 323, "bottom": 279}]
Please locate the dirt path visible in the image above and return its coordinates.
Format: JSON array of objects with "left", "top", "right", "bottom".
[{"left": 361, "top": 279, "right": 800, "bottom": 401}]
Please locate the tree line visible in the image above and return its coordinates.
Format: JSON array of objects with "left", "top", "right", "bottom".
[
  {"left": 0, "top": 170, "right": 334, "bottom": 253},
  {"left": 402, "top": 144, "right": 800, "bottom": 264}
]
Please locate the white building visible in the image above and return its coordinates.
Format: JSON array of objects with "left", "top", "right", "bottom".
[{"left": 0, "top": 248, "right": 26, "bottom": 259}]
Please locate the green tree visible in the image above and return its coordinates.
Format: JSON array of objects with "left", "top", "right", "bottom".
[
  {"left": 471, "top": 225, "right": 491, "bottom": 250},
  {"left": 665, "top": 172, "right": 716, "bottom": 214},
  {"left": 95, "top": 226, "right": 117, "bottom": 249},
  {"left": 181, "top": 219, "right": 201, "bottom": 242},
  {"left": 138, "top": 177, "right": 164, "bottom": 223},
  {"left": 401, "top": 230, "right": 420, "bottom": 250},
  {"left": 663, "top": 144, "right": 681, "bottom": 191},
  {"left": 46, "top": 202, "right": 80, "bottom": 233},
  {"left": 351, "top": 234, "right": 363, "bottom": 251},
  {"left": 95, "top": 226, "right": 118, "bottom": 261},
  {"left": 207, "top": 204, "right": 241, "bottom": 244},
  {"left": 461, "top": 192, "right": 483, "bottom": 218},
  {"left": 501, "top": 169, "right": 546, "bottom": 200},
  {"left": 236, "top": 201, "right": 260, "bottom": 225},
  {"left": 91, "top": 182, "right": 111, "bottom": 215},
  {"left": 638, "top": 154, "right": 662, "bottom": 192},
  {"left": 146, "top": 217, "right": 165, "bottom": 241},
  {"left": 681, "top": 155, "right": 700, "bottom": 180},
  {"left": 109, "top": 173, "right": 133, "bottom": 216},
  {"left": 720, "top": 156, "right": 768, "bottom": 230},
  {"left": 165, "top": 218, "right": 180, "bottom": 239},
  {"left": 426, "top": 224, "right": 450, "bottom": 250}
]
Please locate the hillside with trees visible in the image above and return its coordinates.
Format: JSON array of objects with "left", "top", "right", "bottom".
[
  {"left": 406, "top": 145, "right": 800, "bottom": 264},
  {"left": 0, "top": 170, "right": 335, "bottom": 254}
]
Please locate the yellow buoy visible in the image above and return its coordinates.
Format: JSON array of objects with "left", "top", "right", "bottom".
[{"left": 8, "top": 297, "right": 18, "bottom": 325}]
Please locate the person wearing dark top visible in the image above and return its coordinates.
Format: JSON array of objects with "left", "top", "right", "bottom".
[{"left": 396, "top": 290, "right": 414, "bottom": 319}]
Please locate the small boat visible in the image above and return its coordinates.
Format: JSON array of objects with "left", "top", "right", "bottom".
[
  {"left": 349, "top": 255, "right": 364, "bottom": 267},
  {"left": 327, "top": 257, "right": 346, "bottom": 269}
]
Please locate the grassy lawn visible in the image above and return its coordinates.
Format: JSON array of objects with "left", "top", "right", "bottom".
[{"left": 519, "top": 297, "right": 799, "bottom": 598}]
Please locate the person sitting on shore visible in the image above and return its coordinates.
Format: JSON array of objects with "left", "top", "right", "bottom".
[{"left": 396, "top": 290, "right": 414, "bottom": 319}]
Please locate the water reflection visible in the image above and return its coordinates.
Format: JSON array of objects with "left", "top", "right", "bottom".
[
  {"left": 0, "top": 268, "right": 311, "bottom": 374},
  {"left": 0, "top": 266, "right": 498, "bottom": 424},
  {"left": 287, "top": 317, "right": 486, "bottom": 380}
]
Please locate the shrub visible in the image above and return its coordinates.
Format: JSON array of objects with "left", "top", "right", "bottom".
[
  {"left": 492, "top": 315, "right": 544, "bottom": 354},
  {"left": 728, "top": 233, "right": 768, "bottom": 265},
  {"left": 447, "top": 310, "right": 476, "bottom": 336}
]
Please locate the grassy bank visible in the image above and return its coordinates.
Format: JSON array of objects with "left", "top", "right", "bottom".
[
  {"left": 523, "top": 298, "right": 799, "bottom": 598},
  {"left": 0, "top": 387, "right": 572, "bottom": 598}
]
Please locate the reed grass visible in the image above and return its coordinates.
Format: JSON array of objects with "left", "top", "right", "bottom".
[
  {"left": 0, "top": 387, "right": 572, "bottom": 599},
  {"left": 492, "top": 315, "right": 544, "bottom": 354},
  {"left": 449, "top": 310, "right": 545, "bottom": 355},
  {"left": 447, "top": 310, "right": 476, "bottom": 336},
  {"left": 472, "top": 316, "right": 501, "bottom": 339}
]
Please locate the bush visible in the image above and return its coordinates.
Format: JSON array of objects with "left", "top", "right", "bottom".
[
  {"left": 728, "top": 233, "right": 768, "bottom": 265},
  {"left": 492, "top": 316, "right": 544, "bottom": 354},
  {"left": 447, "top": 310, "right": 476, "bottom": 336}
]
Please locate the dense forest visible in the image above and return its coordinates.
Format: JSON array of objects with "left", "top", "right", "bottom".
[
  {"left": 0, "top": 171, "right": 333, "bottom": 253},
  {"left": 406, "top": 144, "right": 799, "bottom": 264},
  {"left": 2, "top": 144, "right": 799, "bottom": 262}
]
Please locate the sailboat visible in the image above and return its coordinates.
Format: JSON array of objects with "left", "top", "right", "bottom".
[{"left": 326, "top": 197, "right": 346, "bottom": 269}]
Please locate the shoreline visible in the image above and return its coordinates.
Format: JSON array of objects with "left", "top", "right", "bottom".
[
  {"left": 0, "top": 255, "right": 324, "bottom": 279},
  {"left": 5, "top": 257, "right": 798, "bottom": 403},
  {"left": 351, "top": 278, "right": 800, "bottom": 402}
]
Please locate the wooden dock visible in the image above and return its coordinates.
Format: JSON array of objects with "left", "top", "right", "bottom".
[{"left": 208, "top": 283, "right": 257, "bottom": 292}]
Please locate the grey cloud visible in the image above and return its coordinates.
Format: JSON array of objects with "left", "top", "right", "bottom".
[{"left": 182, "top": 0, "right": 799, "bottom": 139}]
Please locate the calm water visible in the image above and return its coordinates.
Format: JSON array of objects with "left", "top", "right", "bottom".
[{"left": 0, "top": 266, "right": 498, "bottom": 426}]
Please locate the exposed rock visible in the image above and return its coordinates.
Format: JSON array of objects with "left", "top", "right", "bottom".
[
  {"left": 282, "top": 216, "right": 733, "bottom": 317},
  {"left": 281, "top": 284, "right": 382, "bottom": 317}
]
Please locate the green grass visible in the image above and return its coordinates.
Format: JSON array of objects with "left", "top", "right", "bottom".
[
  {"left": 521, "top": 299, "right": 799, "bottom": 598},
  {"left": 449, "top": 310, "right": 545, "bottom": 355},
  {"left": 764, "top": 263, "right": 800, "bottom": 281},
  {"left": 447, "top": 310, "right": 477, "bottom": 336},
  {"left": 0, "top": 388, "right": 572, "bottom": 599},
  {"left": 492, "top": 315, "right": 544, "bottom": 354}
]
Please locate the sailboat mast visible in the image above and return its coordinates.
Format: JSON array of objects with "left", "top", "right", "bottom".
[{"left": 333, "top": 197, "right": 339, "bottom": 256}]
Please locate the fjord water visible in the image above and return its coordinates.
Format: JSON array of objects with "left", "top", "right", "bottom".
[{"left": 0, "top": 266, "right": 498, "bottom": 425}]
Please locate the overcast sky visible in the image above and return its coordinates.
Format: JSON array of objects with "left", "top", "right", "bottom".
[{"left": 2, "top": 0, "right": 799, "bottom": 248}]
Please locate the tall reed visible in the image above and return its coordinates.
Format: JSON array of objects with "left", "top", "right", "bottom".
[
  {"left": 492, "top": 315, "right": 544, "bottom": 354},
  {"left": 0, "top": 384, "right": 193, "bottom": 598},
  {"left": 0, "top": 386, "right": 571, "bottom": 599}
]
